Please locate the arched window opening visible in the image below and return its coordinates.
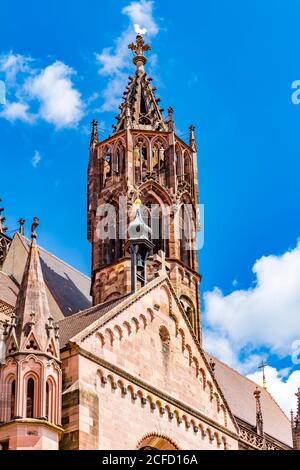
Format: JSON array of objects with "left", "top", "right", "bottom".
[
  {"left": 179, "top": 205, "right": 193, "bottom": 268},
  {"left": 143, "top": 201, "right": 169, "bottom": 256},
  {"left": 141, "top": 146, "right": 148, "bottom": 181},
  {"left": 180, "top": 296, "right": 195, "bottom": 328},
  {"left": 104, "top": 148, "right": 112, "bottom": 184},
  {"left": 152, "top": 142, "right": 166, "bottom": 185},
  {"left": 46, "top": 382, "right": 49, "bottom": 420},
  {"left": 176, "top": 145, "right": 183, "bottom": 184},
  {"left": 10, "top": 379, "right": 16, "bottom": 420},
  {"left": 134, "top": 141, "right": 148, "bottom": 184},
  {"left": 101, "top": 205, "right": 122, "bottom": 266},
  {"left": 183, "top": 152, "right": 192, "bottom": 186},
  {"left": 116, "top": 146, "right": 125, "bottom": 177},
  {"left": 26, "top": 378, "right": 35, "bottom": 419}
]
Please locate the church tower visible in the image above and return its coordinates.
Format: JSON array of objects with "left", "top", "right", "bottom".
[
  {"left": 0, "top": 219, "right": 62, "bottom": 450},
  {"left": 88, "top": 34, "right": 202, "bottom": 342}
]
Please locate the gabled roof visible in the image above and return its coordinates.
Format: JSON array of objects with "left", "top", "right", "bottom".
[
  {"left": 205, "top": 352, "right": 293, "bottom": 447},
  {"left": 58, "top": 294, "right": 130, "bottom": 348}
]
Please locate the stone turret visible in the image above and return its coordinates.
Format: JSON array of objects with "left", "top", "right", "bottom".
[{"left": 0, "top": 218, "right": 62, "bottom": 450}]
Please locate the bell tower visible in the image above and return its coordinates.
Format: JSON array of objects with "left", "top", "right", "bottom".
[{"left": 88, "top": 34, "right": 202, "bottom": 342}]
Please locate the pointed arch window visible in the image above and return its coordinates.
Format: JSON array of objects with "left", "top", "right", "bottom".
[
  {"left": 45, "top": 379, "right": 56, "bottom": 424},
  {"left": 152, "top": 140, "right": 166, "bottom": 185},
  {"left": 10, "top": 379, "right": 16, "bottom": 420},
  {"left": 179, "top": 205, "right": 193, "bottom": 268},
  {"left": 26, "top": 378, "right": 35, "bottom": 419},
  {"left": 183, "top": 152, "right": 192, "bottom": 186},
  {"left": 104, "top": 147, "right": 112, "bottom": 184}
]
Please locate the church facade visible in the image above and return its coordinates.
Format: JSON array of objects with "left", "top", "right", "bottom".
[{"left": 0, "top": 34, "right": 298, "bottom": 451}]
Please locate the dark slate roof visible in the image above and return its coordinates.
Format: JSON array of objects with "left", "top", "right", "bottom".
[
  {"left": 57, "top": 294, "right": 130, "bottom": 347},
  {"left": 205, "top": 352, "right": 293, "bottom": 447},
  {"left": 0, "top": 271, "right": 18, "bottom": 307},
  {"left": 20, "top": 236, "right": 92, "bottom": 317}
]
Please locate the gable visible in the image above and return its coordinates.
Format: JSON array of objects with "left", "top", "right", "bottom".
[{"left": 70, "top": 276, "right": 238, "bottom": 435}]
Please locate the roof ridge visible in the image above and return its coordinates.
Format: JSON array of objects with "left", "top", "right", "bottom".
[
  {"left": 57, "top": 293, "right": 130, "bottom": 325},
  {"left": 19, "top": 233, "right": 90, "bottom": 280}
]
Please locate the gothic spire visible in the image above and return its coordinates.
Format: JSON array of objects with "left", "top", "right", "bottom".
[
  {"left": 114, "top": 34, "right": 168, "bottom": 133},
  {"left": 6, "top": 218, "right": 58, "bottom": 356}
]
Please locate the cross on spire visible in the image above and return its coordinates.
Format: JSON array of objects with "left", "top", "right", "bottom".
[
  {"left": 258, "top": 360, "right": 268, "bottom": 389},
  {"left": 128, "top": 34, "right": 151, "bottom": 70}
]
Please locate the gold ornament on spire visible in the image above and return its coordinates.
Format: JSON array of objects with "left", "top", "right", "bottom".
[{"left": 258, "top": 360, "right": 268, "bottom": 389}]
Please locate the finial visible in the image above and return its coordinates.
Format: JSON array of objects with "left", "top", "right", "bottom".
[
  {"left": 167, "top": 107, "right": 174, "bottom": 131},
  {"left": 189, "top": 125, "right": 197, "bottom": 151},
  {"left": 31, "top": 217, "right": 39, "bottom": 239},
  {"left": 258, "top": 360, "right": 268, "bottom": 389},
  {"left": 128, "top": 34, "right": 151, "bottom": 71},
  {"left": 90, "top": 119, "right": 99, "bottom": 146},
  {"left": 18, "top": 218, "right": 25, "bottom": 235},
  {"left": 0, "top": 200, "right": 7, "bottom": 234}
]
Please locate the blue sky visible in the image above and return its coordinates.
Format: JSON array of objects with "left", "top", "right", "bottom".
[{"left": 1, "top": 0, "right": 300, "bottom": 413}]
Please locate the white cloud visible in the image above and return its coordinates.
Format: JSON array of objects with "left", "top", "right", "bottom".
[
  {"left": 0, "top": 101, "right": 35, "bottom": 123},
  {"left": 0, "top": 52, "right": 33, "bottom": 84},
  {"left": 31, "top": 150, "right": 41, "bottom": 168},
  {"left": 0, "top": 53, "right": 84, "bottom": 128},
  {"left": 203, "top": 241, "right": 300, "bottom": 415},
  {"left": 24, "top": 61, "right": 84, "bottom": 129},
  {"left": 204, "top": 241, "right": 300, "bottom": 357},
  {"left": 123, "top": 0, "right": 159, "bottom": 35},
  {"left": 96, "top": 0, "right": 159, "bottom": 111},
  {"left": 247, "top": 366, "right": 300, "bottom": 416}
]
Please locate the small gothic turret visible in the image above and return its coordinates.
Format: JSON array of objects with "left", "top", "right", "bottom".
[
  {"left": 0, "top": 199, "right": 12, "bottom": 268},
  {"left": 0, "top": 218, "right": 62, "bottom": 450},
  {"left": 254, "top": 387, "right": 264, "bottom": 437},
  {"left": 292, "top": 388, "right": 300, "bottom": 449}
]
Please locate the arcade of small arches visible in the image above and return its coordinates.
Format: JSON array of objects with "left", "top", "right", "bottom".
[
  {"left": 98, "top": 135, "right": 194, "bottom": 191},
  {"left": 96, "top": 368, "right": 228, "bottom": 450},
  {"left": 88, "top": 299, "right": 227, "bottom": 428},
  {"left": 0, "top": 356, "right": 60, "bottom": 426}
]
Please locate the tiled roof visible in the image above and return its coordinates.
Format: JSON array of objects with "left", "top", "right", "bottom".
[
  {"left": 57, "top": 294, "right": 130, "bottom": 347},
  {"left": 20, "top": 235, "right": 92, "bottom": 317},
  {"left": 0, "top": 271, "right": 18, "bottom": 308},
  {"left": 205, "top": 352, "right": 293, "bottom": 447}
]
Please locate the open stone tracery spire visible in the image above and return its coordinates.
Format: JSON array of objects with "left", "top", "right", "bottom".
[{"left": 113, "top": 34, "right": 168, "bottom": 133}]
